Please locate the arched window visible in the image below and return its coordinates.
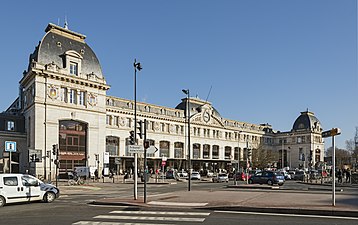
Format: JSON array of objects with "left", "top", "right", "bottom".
[
  {"left": 174, "top": 142, "right": 184, "bottom": 158},
  {"left": 59, "top": 120, "right": 87, "bottom": 174},
  {"left": 160, "top": 141, "right": 170, "bottom": 157},
  {"left": 106, "top": 136, "right": 119, "bottom": 156},
  {"left": 193, "top": 143, "right": 201, "bottom": 159},
  {"left": 212, "top": 145, "right": 219, "bottom": 159}
]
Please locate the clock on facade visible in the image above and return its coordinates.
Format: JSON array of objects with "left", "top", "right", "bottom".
[{"left": 203, "top": 111, "right": 210, "bottom": 122}]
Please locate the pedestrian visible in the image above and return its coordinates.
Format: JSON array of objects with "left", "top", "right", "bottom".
[
  {"left": 94, "top": 169, "right": 99, "bottom": 181},
  {"left": 346, "top": 168, "right": 351, "bottom": 183},
  {"left": 337, "top": 169, "right": 342, "bottom": 183}
]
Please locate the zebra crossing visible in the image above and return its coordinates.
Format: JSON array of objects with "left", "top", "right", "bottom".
[{"left": 72, "top": 210, "right": 211, "bottom": 225}]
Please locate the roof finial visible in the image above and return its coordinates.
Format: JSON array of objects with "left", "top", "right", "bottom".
[{"left": 64, "top": 15, "right": 68, "bottom": 29}]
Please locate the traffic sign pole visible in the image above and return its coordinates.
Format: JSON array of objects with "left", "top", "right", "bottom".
[
  {"left": 143, "top": 119, "right": 147, "bottom": 204},
  {"left": 321, "top": 128, "right": 341, "bottom": 207},
  {"left": 332, "top": 135, "right": 336, "bottom": 206}
]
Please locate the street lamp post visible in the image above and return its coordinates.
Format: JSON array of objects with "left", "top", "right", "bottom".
[
  {"left": 133, "top": 59, "right": 142, "bottom": 200},
  {"left": 182, "top": 89, "right": 191, "bottom": 191}
]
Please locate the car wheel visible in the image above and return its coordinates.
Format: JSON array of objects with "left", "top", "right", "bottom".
[
  {"left": 44, "top": 192, "right": 56, "bottom": 203},
  {"left": 248, "top": 179, "right": 253, "bottom": 184},
  {"left": 0, "top": 196, "right": 5, "bottom": 207},
  {"left": 267, "top": 180, "right": 273, "bottom": 185}
]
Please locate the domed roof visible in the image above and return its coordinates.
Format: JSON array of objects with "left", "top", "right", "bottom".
[
  {"left": 28, "top": 23, "right": 103, "bottom": 79},
  {"left": 292, "top": 110, "right": 322, "bottom": 132}
]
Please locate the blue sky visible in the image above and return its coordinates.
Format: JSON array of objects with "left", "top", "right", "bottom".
[{"left": 0, "top": 1, "right": 356, "bottom": 149}]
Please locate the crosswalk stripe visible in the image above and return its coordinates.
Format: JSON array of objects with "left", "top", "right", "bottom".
[
  {"left": 73, "top": 222, "right": 172, "bottom": 225},
  {"left": 148, "top": 201, "right": 208, "bottom": 207},
  {"left": 94, "top": 215, "right": 206, "bottom": 222},
  {"left": 109, "top": 211, "right": 210, "bottom": 216}
]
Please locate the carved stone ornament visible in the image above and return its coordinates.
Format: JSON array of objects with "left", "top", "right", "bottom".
[
  {"left": 88, "top": 93, "right": 97, "bottom": 106},
  {"left": 48, "top": 85, "right": 59, "bottom": 99},
  {"left": 119, "top": 117, "right": 126, "bottom": 127},
  {"left": 154, "top": 122, "right": 160, "bottom": 131},
  {"left": 170, "top": 124, "right": 176, "bottom": 133}
]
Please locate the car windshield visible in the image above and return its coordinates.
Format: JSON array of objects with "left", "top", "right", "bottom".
[{"left": 218, "top": 174, "right": 227, "bottom": 177}]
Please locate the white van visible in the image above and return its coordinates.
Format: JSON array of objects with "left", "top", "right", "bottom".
[{"left": 0, "top": 174, "right": 60, "bottom": 207}]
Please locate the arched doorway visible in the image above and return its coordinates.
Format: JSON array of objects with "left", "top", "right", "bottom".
[{"left": 58, "top": 120, "right": 87, "bottom": 175}]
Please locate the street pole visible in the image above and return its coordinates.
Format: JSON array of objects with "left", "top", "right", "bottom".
[
  {"left": 48, "top": 151, "right": 52, "bottom": 182},
  {"left": 133, "top": 59, "right": 142, "bottom": 200},
  {"left": 282, "top": 139, "right": 284, "bottom": 169},
  {"left": 246, "top": 141, "right": 249, "bottom": 184},
  {"left": 332, "top": 135, "right": 336, "bottom": 206},
  {"left": 143, "top": 119, "right": 147, "bottom": 203},
  {"left": 182, "top": 89, "right": 191, "bottom": 191}
]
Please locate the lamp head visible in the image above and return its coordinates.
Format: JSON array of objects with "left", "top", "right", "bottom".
[
  {"left": 134, "top": 62, "right": 142, "bottom": 71},
  {"left": 182, "top": 89, "right": 189, "bottom": 95}
]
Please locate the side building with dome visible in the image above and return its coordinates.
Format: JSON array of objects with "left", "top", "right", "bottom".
[{"left": 0, "top": 23, "right": 325, "bottom": 178}]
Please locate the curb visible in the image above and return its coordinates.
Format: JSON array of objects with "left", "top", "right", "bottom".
[
  {"left": 203, "top": 205, "right": 358, "bottom": 218},
  {"left": 89, "top": 200, "right": 358, "bottom": 218}
]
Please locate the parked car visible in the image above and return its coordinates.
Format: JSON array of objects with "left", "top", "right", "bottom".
[
  {"left": 294, "top": 170, "right": 307, "bottom": 181},
  {"left": 0, "top": 174, "right": 60, "bottom": 207},
  {"left": 248, "top": 171, "right": 285, "bottom": 186},
  {"left": 177, "top": 171, "right": 188, "bottom": 178},
  {"left": 206, "top": 170, "right": 214, "bottom": 177},
  {"left": 212, "top": 173, "right": 229, "bottom": 183},
  {"left": 278, "top": 170, "right": 291, "bottom": 180},
  {"left": 190, "top": 171, "right": 201, "bottom": 180}
]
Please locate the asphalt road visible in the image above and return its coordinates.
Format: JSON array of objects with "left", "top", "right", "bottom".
[{"left": 0, "top": 179, "right": 356, "bottom": 225}]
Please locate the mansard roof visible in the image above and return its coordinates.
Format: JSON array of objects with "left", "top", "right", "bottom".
[{"left": 28, "top": 23, "right": 103, "bottom": 79}]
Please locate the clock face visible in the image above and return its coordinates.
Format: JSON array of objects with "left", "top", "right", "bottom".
[{"left": 203, "top": 111, "right": 210, "bottom": 122}]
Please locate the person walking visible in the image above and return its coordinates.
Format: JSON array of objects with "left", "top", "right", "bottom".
[
  {"left": 346, "top": 168, "right": 351, "bottom": 183},
  {"left": 337, "top": 169, "right": 343, "bottom": 183}
]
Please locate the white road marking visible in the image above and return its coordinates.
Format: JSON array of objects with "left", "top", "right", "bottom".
[
  {"left": 148, "top": 201, "right": 208, "bottom": 207},
  {"left": 94, "top": 215, "right": 205, "bottom": 222},
  {"left": 215, "top": 210, "right": 358, "bottom": 220},
  {"left": 109, "top": 210, "right": 210, "bottom": 216},
  {"left": 73, "top": 222, "right": 172, "bottom": 225}
]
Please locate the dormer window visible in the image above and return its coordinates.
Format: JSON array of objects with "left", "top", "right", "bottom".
[
  {"left": 64, "top": 50, "right": 82, "bottom": 76},
  {"left": 6, "top": 121, "right": 15, "bottom": 131},
  {"left": 70, "top": 62, "right": 78, "bottom": 75}
]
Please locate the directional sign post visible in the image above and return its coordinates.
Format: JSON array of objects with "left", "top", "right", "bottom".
[
  {"left": 321, "top": 128, "right": 341, "bottom": 207},
  {"left": 128, "top": 145, "right": 144, "bottom": 154},
  {"left": 5, "top": 141, "right": 16, "bottom": 173}
]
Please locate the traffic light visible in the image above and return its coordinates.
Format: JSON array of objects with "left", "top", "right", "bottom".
[
  {"left": 30, "top": 154, "right": 35, "bottom": 162},
  {"left": 247, "top": 149, "right": 252, "bottom": 157},
  {"left": 309, "top": 150, "right": 313, "bottom": 162},
  {"left": 137, "top": 120, "right": 143, "bottom": 139},
  {"left": 52, "top": 144, "right": 58, "bottom": 156},
  {"left": 129, "top": 130, "right": 135, "bottom": 145},
  {"left": 144, "top": 140, "right": 150, "bottom": 149}
]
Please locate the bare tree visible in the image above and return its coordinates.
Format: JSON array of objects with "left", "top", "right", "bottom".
[
  {"left": 252, "top": 144, "right": 278, "bottom": 169},
  {"left": 326, "top": 146, "right": 351, "bottom": 168}
]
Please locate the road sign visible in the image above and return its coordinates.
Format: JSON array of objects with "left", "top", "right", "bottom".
[
  {"left": 128, "top": 145, "right": 144, "bottom": 153},
  {"left": 146, "top": 146, "right": 158, "bottom": 154},
  {"left": 5, "top": 141, "right": 16, "bottom": 152},
  {"left": 322, "top": 128, "right": 341, "bottom": 138}
]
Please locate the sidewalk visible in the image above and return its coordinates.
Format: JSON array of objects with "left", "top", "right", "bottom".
[
  {"left": 93, "top": 183, "right": 358, "bottom": 217},
  {"left": 84, "top": 182, "right": 358, "bottom": 218}
]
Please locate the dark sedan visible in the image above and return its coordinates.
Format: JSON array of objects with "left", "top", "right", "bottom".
[{"left": 248, "top": 171, "right": 285, "bottom": 186}]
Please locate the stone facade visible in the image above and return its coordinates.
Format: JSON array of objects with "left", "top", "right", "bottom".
[{"left": 0, "top": 23, "right": 325, "bottom": 179}]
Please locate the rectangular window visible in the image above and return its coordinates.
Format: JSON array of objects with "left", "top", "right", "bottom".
[
  {"left": 78, "top": 91, "right": 86, "bottom": 106},
  {"left": 6, "top": 121, "right": 15, "bottom": 131},
  {"left": 61, "top": 87, "right": 68, "bottom": 102},
  {"left": 70, "top": 62, "right": 78, "bottom": 75},
  {"left": 4, "top": 177, "right": 18, "bottom": 186},
  {"left": 69, "top": 89, "right": 77, "bottom": 104}
]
